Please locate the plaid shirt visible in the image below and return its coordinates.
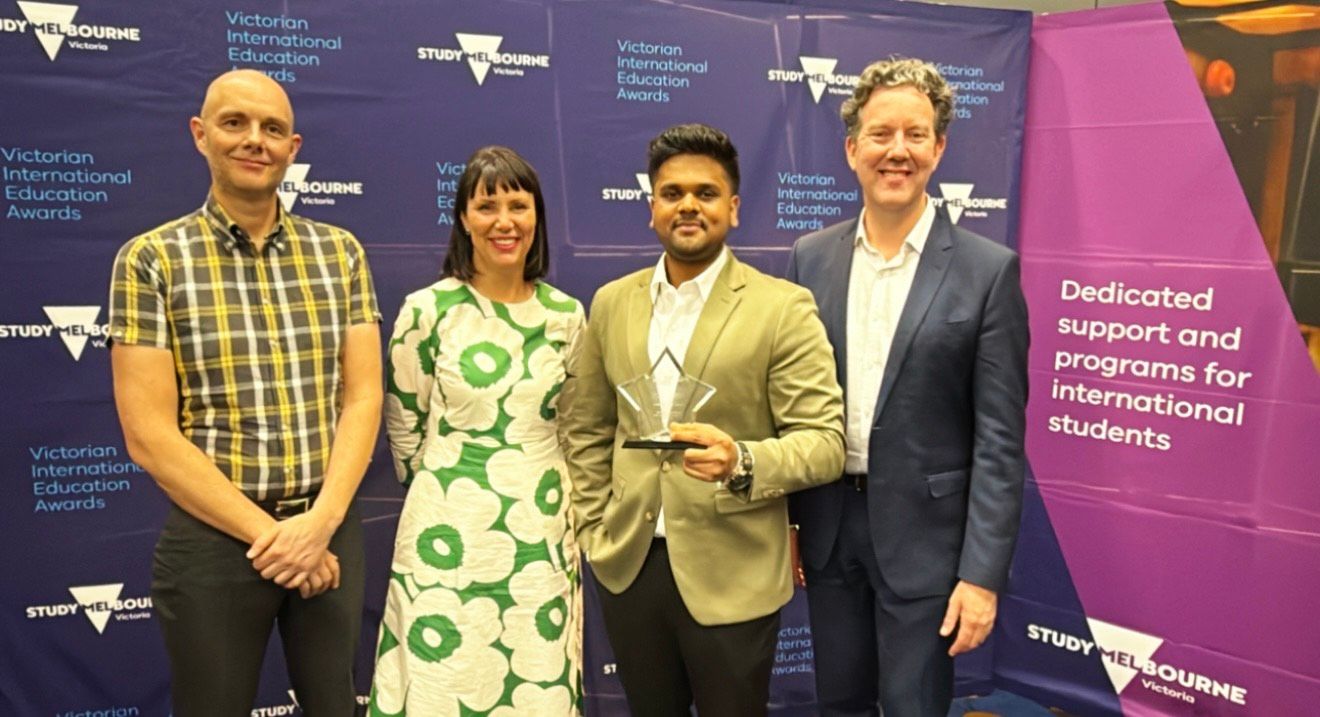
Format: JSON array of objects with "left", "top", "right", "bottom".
[{"left": 109, "top": 197, "right": 380, "bottom": 500}]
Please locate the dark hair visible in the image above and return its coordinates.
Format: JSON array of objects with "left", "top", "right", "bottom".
[
  {"left": 442, "top": 146, "right": 549, "bottom": 282},
  {"left": 646, "top": 123, "right": 740, "bottom": 194}
]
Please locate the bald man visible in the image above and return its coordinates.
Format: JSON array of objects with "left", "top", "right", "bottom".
[{"left": 109, "top": 70, "right": 382, "bottom": 715}]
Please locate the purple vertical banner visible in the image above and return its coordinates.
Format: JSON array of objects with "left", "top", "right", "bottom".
[{"left": 1016, "top": 3, "right": 1320, "bottom": 715}]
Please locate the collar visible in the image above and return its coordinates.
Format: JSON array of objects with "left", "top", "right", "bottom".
[
  {"left": 203, "top": 195, "right": 289, "bottom": 252},
  {"left": 649, "top": 246, "right": 728, "bottom": 304},
  {"left": 854, "top": 195, "right": 935, "bottom": 257}
]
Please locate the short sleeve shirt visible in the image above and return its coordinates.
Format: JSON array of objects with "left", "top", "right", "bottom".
[{"left": 109, "top": 196, "right": 381, "bottom": 500}]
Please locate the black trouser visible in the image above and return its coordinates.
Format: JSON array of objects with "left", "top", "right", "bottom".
[
  {"left": 595, "top": 538, "right": 781, "bottom": 717},
  {"left": 804, "top": 492, "right": 955, "bottom": 717},
  {"left": 151, "top": 503, "right": 365, "bottom": 717}
]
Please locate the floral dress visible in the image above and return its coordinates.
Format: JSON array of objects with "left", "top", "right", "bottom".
[{"left": 370, "top": 277, "right": 584, "bottom": 716}]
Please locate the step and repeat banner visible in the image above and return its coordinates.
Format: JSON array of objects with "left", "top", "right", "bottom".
[
  {"left": 7, "top": 0, "right": 1318, "bottom": 715},
  {"left": 0, "top": 1, "right": 1030, "bottom": 714}
]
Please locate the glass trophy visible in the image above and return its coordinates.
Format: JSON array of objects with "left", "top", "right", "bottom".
[{"left": 617, "top": 348, "right": 716, "bottom": 450}]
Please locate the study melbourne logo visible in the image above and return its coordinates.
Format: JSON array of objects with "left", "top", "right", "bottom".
[
  {"left": 600, "top": 173, "right": 652, "bottom": 202},
  {"left": 0, "top": 305, "right": 107, "bottom": 360},
  {"left": 1027, "top": 619, "right": 1247, "bottom": 708},
  {"left": 933, "top": 183, "right": 1008, "bottom": 225},
  {"left": 768, "top": 56, "right": 859, "bottom": 104},
  {"left": 25, "top": 583, "right": 152, "bottom": 634},
  {"left": 277, "top": 164, "right": 364, "bottom": 211},
  {"left": 253, "top": 690, "right": 370, "bottom": 716},
  {"left": 1, "top": 2, "right": 141, "bottom": 61},
  {"left": 416, "top": 32, "right": 550, "bottom": 86}
]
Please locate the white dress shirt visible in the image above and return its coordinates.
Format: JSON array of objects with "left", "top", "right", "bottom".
[
  {"left": 845, "top": 199, "right": 936, "bottom": 474},
  {"left": 647, "top": 247, "right": 728, "bottom": 537}
]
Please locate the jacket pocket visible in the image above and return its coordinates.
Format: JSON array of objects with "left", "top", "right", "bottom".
[
  {"left": 714, "top": 490, "right": 775, "bottom": 514},
  {"left": 925, "top": 469, "right": 969, "bottom": 498}
]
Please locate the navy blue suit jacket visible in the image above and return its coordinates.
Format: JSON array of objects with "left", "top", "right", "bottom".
[{"left": 786, "top": 207, "right": 1029, "bottom": 599}]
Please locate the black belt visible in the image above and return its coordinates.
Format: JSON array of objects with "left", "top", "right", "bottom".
[
  {"left": 841, "top": 473, "right": 867, "bottom": 492},
  {"left": 256, "top": 494, "right": 316, "bottom": 520}
]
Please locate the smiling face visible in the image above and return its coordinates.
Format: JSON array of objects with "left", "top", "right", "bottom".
[
  {"left": 649, "top": 153, "right": 740, "bottom": 274},
  {"left": 845, "top": 84, "right": 946, "bottom": 224},
  {"left": 191, "top": 70, "right": 301, "bottom": 205},
  {"left": 461, "top": 183, "right": 538, "bottom": 281}
]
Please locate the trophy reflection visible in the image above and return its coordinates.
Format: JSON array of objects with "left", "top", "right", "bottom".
[{"left": 617, "top": 348, "right": 716, "bottom": 450}]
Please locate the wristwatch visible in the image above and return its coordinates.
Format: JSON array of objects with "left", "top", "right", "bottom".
[{"left": 727, "top": 441, "right": 754, "bottom": 493}]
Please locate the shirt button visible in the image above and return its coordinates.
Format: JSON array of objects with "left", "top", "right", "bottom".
[
  {"left": 644, "top": 511, "right": 655, "bottom": 522},
  {"left": 661, "top": 461, "right": 671, "bottom": 472}
]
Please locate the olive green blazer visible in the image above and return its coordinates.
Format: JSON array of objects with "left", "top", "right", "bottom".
[{"left": 561, "top": 252, "right": 844, "bottom": 625}]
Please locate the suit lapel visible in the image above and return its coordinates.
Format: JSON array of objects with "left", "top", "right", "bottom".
[
  {"left": 683, "top": 255, "right": 743, "bottom": 379},
  {"left": 873, "top": 209, "right": 955, "bottom": 422},
  {"left": 821, "top": 219, "right": 857, "bottom": 389},
  {"left": 625, "top": 271, "right": 653, "bottom": 378}
]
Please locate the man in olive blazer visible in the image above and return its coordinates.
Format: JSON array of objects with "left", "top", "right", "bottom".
[{"left": 562, "top": 124, "right": 844, "bottom": 717}]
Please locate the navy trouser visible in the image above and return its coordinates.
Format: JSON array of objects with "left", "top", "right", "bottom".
[{"left": 804, "top": 493, "right": 955, "bottom": 717}]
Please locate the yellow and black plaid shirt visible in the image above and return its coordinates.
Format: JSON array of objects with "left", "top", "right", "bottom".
[{"left": 109, "top": 197, "right": 381, "bottom": 500}]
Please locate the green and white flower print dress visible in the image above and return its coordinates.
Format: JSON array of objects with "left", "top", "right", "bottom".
[{"left": 371, "top": 278, "right": 585, "bottom": 717}]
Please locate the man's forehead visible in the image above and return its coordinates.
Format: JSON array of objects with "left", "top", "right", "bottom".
[
  {"left": 656, "top": 175, "right": 723, "bottom": 186},
  {"left": 858, "top": 113, "right": 935, "bottom": 127},
  {"left": 857, "top": 106, "right": 935, "bottom": 129},
  {"left": 202, "top": 72, "right": 293, "bottom": 119},
  {"left": 655, "top": 155, "right": 731, "bottom": 185},
  {"left": 862, "top": 86, "right": 934, "bottom": 111}
]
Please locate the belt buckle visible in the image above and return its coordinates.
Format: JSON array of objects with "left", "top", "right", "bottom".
[{"left": 274, "top": 496, "right": 311, "bottom": 520}]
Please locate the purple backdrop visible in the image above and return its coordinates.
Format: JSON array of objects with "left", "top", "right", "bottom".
[{"left": 0, "top": 0, "right": 1028, "bottom": 715}]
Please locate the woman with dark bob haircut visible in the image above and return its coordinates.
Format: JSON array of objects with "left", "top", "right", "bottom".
[{"left": 371, "top": 146, "right": 585, "bottom": 715}]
